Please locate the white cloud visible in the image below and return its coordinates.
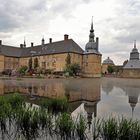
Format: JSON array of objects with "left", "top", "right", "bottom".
[{"left": 0, "top": 0, "right": 140, "bottom": 64}]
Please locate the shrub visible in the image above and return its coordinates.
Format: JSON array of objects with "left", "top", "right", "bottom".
[
  {"left": 17, "top": 65, "right": 28, "bottom": 76},
  {"left": 64, "top": 63, "right": 81, "bottom": 76}
]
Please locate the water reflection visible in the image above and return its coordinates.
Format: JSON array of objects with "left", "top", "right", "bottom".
[
  {"left": 0, "top": 78, "right": 140, "bottom": 119},
  {"left": 0, "top": 79, "right": 101, "bottom": 125},
  {"left": 101, "top": 78, "right": 140, "bottom": 119}
]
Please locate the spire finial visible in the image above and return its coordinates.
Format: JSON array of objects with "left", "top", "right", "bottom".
[
  {"left": 91, "top": 16, "right": 93, "bottom": 31},
  {"left": 134, "top": 40, "right": 136, "bottom": 48},
  {"left": 23, "top": 36, "right": 26, "bottom": 48}
]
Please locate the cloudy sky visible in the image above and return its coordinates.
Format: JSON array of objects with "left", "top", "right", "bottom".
[{"left": 0, "top": 0, "right": 140, "bottom": 64}]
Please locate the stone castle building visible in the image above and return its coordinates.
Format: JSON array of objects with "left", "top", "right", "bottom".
[
  {"left": 0, "top": 20, "right": 102, "bottom": 77},
  {"left": 121, "top": 41, "right": 140, "bottom": 78}
]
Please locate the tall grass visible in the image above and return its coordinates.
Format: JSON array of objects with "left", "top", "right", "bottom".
[
  {"left": 92, "top": 116, "right": 140, "bottom": 140},
  {"left": 0, "top": 94, "right": 140, "bottom": 140},
  {"left": 40, "top": 97, "right": 68, "bottom": 114}
]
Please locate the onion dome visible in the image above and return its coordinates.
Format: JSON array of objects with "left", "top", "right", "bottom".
[
  {"left": 85, "top": 17, "right": 99, "bottom": 53},
  {"left": 103, "top": 57, "right": 114, "bottom": 65}
]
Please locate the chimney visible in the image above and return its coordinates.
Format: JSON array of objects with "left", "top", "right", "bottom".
[
  {"left": 20, "top": 44, "right": 23, "bottom": 48},
  {"left": 49, "top": 38, "right": 52, "bottom": 43},
  {"left": 0, "top": 40, "right": 2, "bottom": 45},
  {"left": 31, "top": 42, "right": 34, "bottom": 47},
  {"left": 64, "top": 34, "right": 69, "bottom": 41},
  {"left": 96, "top": 37, "right": 99, "bottom": 51}
]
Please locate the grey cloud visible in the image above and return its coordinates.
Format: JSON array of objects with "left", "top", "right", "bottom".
[
  {"left": 114, "top": 20, "right": 140, "bottom": 44},
  {"left": 0, "top": 0, "right": 48, "bottom": 31},
  {"left": 51, "top": 0, "right": 92, "bottom": 17}
]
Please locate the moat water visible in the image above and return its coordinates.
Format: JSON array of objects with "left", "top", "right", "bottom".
[{"left": 0, "top": 77, "right": 140, "bottom": 119}]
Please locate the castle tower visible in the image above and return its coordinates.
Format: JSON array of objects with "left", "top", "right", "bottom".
[
  {"left": 130, "top": 40, "right": 139, "bottom": 60},
  {"left": 83, "top": 17, "right": 102, "bottom": 77}
]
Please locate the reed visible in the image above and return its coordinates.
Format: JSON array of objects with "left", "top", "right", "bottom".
[
  {"left": 40, "top": 97, "right": 68, "bottom": 114},
  {"left": 56, "top": 113, "right": 74, "bottom": 139},
  {"left": 0, "top": 94, "right": 140, "bottom": 140}
]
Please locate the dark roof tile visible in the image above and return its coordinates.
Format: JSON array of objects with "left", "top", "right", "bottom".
[{"left": 0, "top": 39, "right": 84, "bottom": 57}]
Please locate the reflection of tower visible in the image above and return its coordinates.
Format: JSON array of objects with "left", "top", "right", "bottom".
[
  {"left": 84, "top": 101, "right": 99, "bottom": 129},
  {"left": 128, "top": 95, "right": 138, "bottom": 118},
  {"left": 101, "top": 79, "right": 114, "bottom": 95},
  {"left": 123, "top": 85, "right": 140, "bottom": 118}
]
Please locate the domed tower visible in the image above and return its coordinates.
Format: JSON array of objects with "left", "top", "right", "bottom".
[
  {"left": 122, "top": 41, "right": 140, "bottom": 78},
  {"left": 130, "top": 40, "right": 139, "bottom": 60},
  {"left": 85, "top": 17, "right": 99, "bottom": 53},
  {"left": 83, "top": 17, "right": 102, "bottom": 77},
  {"left": 103, "top": 57, "right": 114, "bottom": 65},
  {"left": 102, "top": 57, "right": 114, "bottom": 74}
]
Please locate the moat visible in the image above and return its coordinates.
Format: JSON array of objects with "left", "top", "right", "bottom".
[{"left": 0, "top": 77, "right": 140, "bottom": 119}]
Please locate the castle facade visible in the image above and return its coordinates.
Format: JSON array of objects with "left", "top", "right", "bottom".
[{"left": 0, "top": 21, "right": 102, "bottom": 77}]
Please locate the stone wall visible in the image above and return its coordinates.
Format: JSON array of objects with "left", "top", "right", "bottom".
[
  {"left": 0, "top": 55, "right": 4, "bottom": 72},
  {"left": 4, "top": 57, "right": 19, "bottom": 70},
  {"left": 19, "top": 52, "right": 82, "bottom": 72},
  {"left": 0, "top": 52, "right": 102, "bottom": 77},
  {"left": 101, "top": 64, "right": 108, "bottom": 74},
  {"left": 121, "top": 69, "right": 140, "bottom": 78}
]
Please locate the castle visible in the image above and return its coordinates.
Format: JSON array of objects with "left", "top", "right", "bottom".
[{"left": 0, "top": 20, "right": 102, "bottom": 77}]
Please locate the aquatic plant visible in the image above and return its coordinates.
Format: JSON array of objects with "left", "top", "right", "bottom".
[
  {"left": 0, "top": 94, "right": 140, "bottom": 140},
  {"left": 40, "top": 97, "right": 68, "bottom": 114},
  {"left": 75, "top": 114, "right": 87, "bottom": 140},
  {"left": 56, "top": 113, "right": 74, "bottom": 139}
]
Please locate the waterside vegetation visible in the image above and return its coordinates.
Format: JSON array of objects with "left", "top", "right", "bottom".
[{"left": 0, "top": 94, "right": 140, "bottom": 140}]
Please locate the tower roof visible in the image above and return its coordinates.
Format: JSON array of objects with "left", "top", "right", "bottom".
[
  {"left": 103, "top": 57, "right": 114, "bottom": 65},
  {"left": 130, "top": 40, "right": 139, "bottom": 60},
  {"left": 85, "top": 17, "right": 100, "bottom": 54}
]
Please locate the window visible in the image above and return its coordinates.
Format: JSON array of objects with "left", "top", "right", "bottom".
[{"left": 42, "top": 62, "right": 46, "bottom": 69}]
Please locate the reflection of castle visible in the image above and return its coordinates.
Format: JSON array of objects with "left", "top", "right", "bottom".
[
  {"left": 101, "top": 78, "right": 140, "bottom": 117},
  {"left": 125, "top": 86, "right": 140, "bottom": 118},
  {"left": 1, "top": 79, "right": 101, "bottom": 122},
  {"left": 84, "top": 101, "right": 98, "bottom": 129}
]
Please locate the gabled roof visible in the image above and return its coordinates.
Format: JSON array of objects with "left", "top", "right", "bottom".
[{"left": 0, "top": 39, "right": 84, "bottom": 57}]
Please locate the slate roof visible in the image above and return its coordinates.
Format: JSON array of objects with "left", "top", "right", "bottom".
[
  {"left": 0, "top": 45, "right": 21, "bottom": 57},
  {"left": 0, "top": 39, "right": 84, "bottom": 57},
  {"left": 124, "top": 60, "right": 140, "bottom": 69}
]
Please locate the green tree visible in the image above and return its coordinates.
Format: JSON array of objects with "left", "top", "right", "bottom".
[
  {"left": 28, "top": 57, "right": 32, "bottom": 70},
  {"left": 107, "top": 65, "right": 114, "bottom": 74},
  {"left": 17, "top": 65, "right": 28, "bottom": 76},
  {"left": 65, "top": 53, "right": 71, "bottom": 65},
  {"left": 64, "top": 63, "right": 81, "bottom": 76},
  {"left": 34, "top": 57, "right": 39, "bottom": 69}
]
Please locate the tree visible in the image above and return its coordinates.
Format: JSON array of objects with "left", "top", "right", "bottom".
[
  {"left": 107, "top": 65, "right": 114, "bottom": 74},
  {"left": 28, "top": 58, "right": 32, "bottom": 70},
  {"left": 17, "top": 65, "right": 28, "bottom": 76},
  {"left": 65, "top": 53, "right": 71, "bottom": 65},
  {"left": 34, "top": 57, "right": 39, "bottom": 69},
  {"left": 64, "top": 63, "right": 81, "bottom": 76}
]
